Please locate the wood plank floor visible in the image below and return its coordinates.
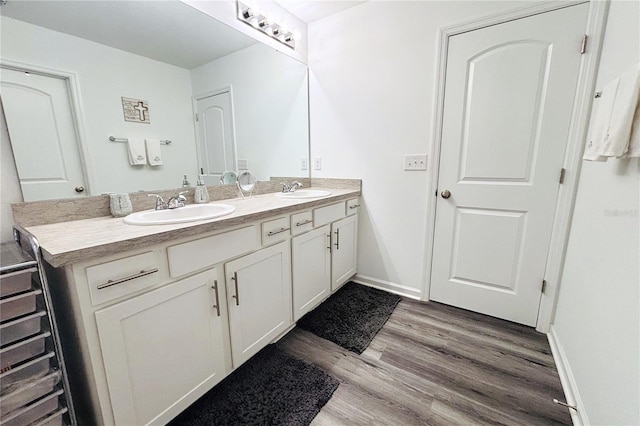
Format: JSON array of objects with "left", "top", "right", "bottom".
[{"left": 277, "top": 298, "right": 571, "bottom": 425}]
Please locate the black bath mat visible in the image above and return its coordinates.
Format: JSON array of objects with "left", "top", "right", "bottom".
[
  {"left": 169, "top": 345, "right": 339, "bottom": 426},
  {"left": 297, "top": 281, "right": 402, "bottom": 354}
]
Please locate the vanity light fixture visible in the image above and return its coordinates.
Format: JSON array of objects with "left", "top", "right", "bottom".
[{"left": 237, "top": 1, "right": 297, "bottom": 49}]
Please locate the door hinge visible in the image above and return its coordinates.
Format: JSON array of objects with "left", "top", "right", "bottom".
[
  {"left": 559, "top": 168, "right": 566, "bottom": 184},
  {"left": 195, "top": 113, "right": 199, "bottom": 122},
  {"left": 580, "top": 35, "right": 588, "bottom": 54},
  {"left": 541, "top": 279, "right": 547, "bottom": 294}
]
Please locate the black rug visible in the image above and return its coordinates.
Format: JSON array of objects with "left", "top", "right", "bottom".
[
  {"left": 296, "top": 281, "right": 402, "bottom": 354},
  {"left": 169, "top": 345, "right": 339, "bottom": 426}
]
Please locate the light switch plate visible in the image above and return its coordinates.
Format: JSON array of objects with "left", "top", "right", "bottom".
[
  {"left": 404, "top": 154, "right": 427, "bottom": 171},
  {"left": 313, "top": 157, "right": 322, "bottom": 170},
  {"left": 300, "top": 158, "right": 308, "bottom": 170}
]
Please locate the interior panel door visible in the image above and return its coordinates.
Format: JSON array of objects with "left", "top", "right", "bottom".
[
  {"left": 430, "top": 4, "right": 589, "bottom": 326},
  {"left": 1, "top": 68, "right": 87, "bottom": 200}
]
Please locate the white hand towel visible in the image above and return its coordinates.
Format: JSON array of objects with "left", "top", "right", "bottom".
[
  {"left": 625, "top": 99, "right": 640, "bottom": 158},
  {"left": 583, "top": 77, "right": 619, "bottom": 161},
  {"left": 610, "top": 66, "right": 640, "bottom": 157},
  {"left": 145, "top": 139, "right": 163, "bottom": 166},
  {"left": 584, "top": 65, "right": 640, "bottom": 161},
  {"left": 127, "top": 138, "right": 147, "bottom": 166}
]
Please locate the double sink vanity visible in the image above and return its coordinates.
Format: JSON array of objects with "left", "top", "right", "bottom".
[{"left": 12, "top": 179, "right": 361, "bottom": 425}]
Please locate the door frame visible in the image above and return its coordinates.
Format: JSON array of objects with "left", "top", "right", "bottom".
[
  {"left": 422, "top": 0, "right": 609, "bottom": 332},
  {"left": 192, "top": 85, "right": 239, "bottom": 178},
  {"left": 0, "top": 59, "right": 93, "bottom": 197}
]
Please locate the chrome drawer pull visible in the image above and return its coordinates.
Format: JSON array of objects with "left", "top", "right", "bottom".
[
  {"left": 349, "top": 204, "right": 361, "bottom": 209},
  {"left": 211, "top": 280, "right": 221, "bottom": 316},
  {"left": 231, "top": 272, "right": 240, "bottom": 306},
  {"left": 334, "top": 229, "right": 340, "bottom": 250},
  {"left": 267, "top": 227, "right": 290, "bottom": 236},
  {"left": 295, "top": 219, "right": 313, "bottom": 227},
  {"left": 97, "top": 268, "right": 159, "bottom": 290}
]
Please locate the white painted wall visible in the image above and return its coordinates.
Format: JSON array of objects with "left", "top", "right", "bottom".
[
  {"left": 307, "top": 0, "right": 531, "bottom": 297},
  {"left": 551, "top": 1, "right": 640, "bottom": 424},
  {"left": 1, "top": 17, "right": 198, "bottom": 196},
  {"left": 190, "top": 43, "right": 308, "bottom": 182}
]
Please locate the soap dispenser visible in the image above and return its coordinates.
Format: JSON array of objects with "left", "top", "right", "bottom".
[{"left": 194, "top": 170, "right": 210, "bottom": 204}]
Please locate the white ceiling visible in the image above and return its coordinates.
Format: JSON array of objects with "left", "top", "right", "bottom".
[
  {"left": 275, "top": 0, "right": 368, "bottom": 23},
  {"left": 0, "top": 1, "right": 257, "bottom": 69}
]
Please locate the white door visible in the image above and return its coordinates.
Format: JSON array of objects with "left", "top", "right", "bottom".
[
  {"left": 332, "top": 215, "right": 358, "bottom": 291},
  {"left": 292, "top": 225, "right": 331, "bottom": 321},
  {"left": 95, "top": 269, "right": 230, "bottom": 426},
  {"left": 225, "top": 241, "right": 292, "bottom": 368},
  {"left": 195, "top": 90, "right": 236, "bottom": 186},
  {"left": 430, "top": 4, "right": 588, "bottom": 326},
  {"left": 1, "top": 68, "right": 87, "bottom": 200}
]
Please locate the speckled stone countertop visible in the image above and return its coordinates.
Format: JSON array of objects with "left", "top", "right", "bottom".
[{"left": 22, "top": 188, "right": 360, "bottom": 268}]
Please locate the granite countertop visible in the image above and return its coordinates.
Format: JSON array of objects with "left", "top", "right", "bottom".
[{"left": 23, "top": 188, "right": 360, "bottom": 268}]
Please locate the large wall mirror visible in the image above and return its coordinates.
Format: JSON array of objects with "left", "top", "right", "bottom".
[{"left": 0, "top": 1, "right": 309, "bottom": 201}]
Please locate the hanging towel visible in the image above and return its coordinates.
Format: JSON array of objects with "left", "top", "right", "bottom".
[
  {"left": 127, "top": 138, "right": 147, "bottom": 166},
  {"left": 583, "top": 77, "right": 620, "bottom": 161},
  {"left": 624, "top": 87, "right": 640, "bottom": 158},
  {"left": 145, "top": 139, "right": 163, "bottom": 166},
  {"left": 584, "top": 65, "right": 640, "bottom": 161}
]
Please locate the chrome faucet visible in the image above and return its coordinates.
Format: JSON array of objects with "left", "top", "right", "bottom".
[
  {"left": 148, "top": 191, "right": 188, "bottom": 210},
  {"left": 281, "top": 181, "right": 303, "bottom": 193}
]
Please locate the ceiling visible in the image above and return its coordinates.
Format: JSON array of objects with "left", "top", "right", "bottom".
[
  {"left": 0, "top": 1, "right": 256, "bottom": 69},
  {"left": 275, "top": 0, "right": 368, "bottom": 23}
]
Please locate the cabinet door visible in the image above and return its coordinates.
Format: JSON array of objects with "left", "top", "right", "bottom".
[
  {"left": 332, "top": 215, "right": 358, "bottom": 291},
  {"left": 225, "top": 241, "right": 292, "bottom": 367},
  {"left": 292, "top": 225, "right": 331, "bottom": 321},
  {"left": 95, "top": 269, "right": 230, "bottom": 426}
]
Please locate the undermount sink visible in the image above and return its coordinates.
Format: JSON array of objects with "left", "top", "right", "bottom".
[
  {"left": 124, "top": 203, "right": 236, "bottom": 225},
  {"left": 274, "top": 189, "right": 332, "bottom": 199}
]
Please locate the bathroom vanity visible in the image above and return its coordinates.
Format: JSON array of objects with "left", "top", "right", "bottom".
[{"left": 14, "top": 184, "right": 360, "bottom": 425}]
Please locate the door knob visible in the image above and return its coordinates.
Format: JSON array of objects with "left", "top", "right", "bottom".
[
  {"left": 440, "top": 190, "right": 451, "bottom": 199},
  {"left": 75, "top": 186, "right": 85, "bottom": 193}
]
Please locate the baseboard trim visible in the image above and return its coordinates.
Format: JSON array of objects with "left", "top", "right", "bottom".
[
  {"left": 352, "top": 274, "right": 422, "bottom": 299},
  {"left": 547, "top": 325, "right": 588, "bottom": 425}
]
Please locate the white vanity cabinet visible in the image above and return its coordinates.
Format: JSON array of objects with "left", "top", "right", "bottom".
[
  {"left": 331, "top": 214, "right": 358, "bottom": 291},
  {"left": 291, "top": 198, "right": 359, "bottom": 318},
  {"left": 225, "top": 241, "right": 292, "bottom": 367},
  {"left": 94, "top": 268, "right": 230, "bottom": 426},
  {"left": 292, "top": 225, "right": 331, "bottom": 321}
]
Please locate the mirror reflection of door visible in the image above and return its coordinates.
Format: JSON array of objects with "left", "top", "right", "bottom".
[
  {"left": 195, "top": 89, "right": 237, "bottom": 186},
  {"left": 1, "top": 67, "right": 88, "bottom": 201}
]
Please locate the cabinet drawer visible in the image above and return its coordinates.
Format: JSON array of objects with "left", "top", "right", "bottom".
[
  {"left": 346, "top": 198, "right": 360, "bottom": 216},
  {"left": 168, "top": 226, "right": 259, "bottom": 278},
  {"left": 86, "top": 251, "right": 160, "bottom": 306},
  {"left": 261, "top": 217, "right": 290, "bottom": 246},
  {"left": 313, "top": 202, "right": 346, "bottom": 227},
  {"left": 0, "top": 267, "right": 36, "bottom": 298},
  {"left": 291, "top": 211, "right": 313, "bottom": 236},
  {"left": 0, "top": 289, "right": 42, "bottom": 322}
]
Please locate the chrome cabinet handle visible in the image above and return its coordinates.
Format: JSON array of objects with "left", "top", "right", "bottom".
[
  {"left": 334, "top": 229, "right": 340, "bottom": 250},
  {"left": 441, "top": 190, "right": 451, "bottom": 199},
  {"left": 75, "top": 186, "right": 85, "bottom": 193},
  {"left": 231, "top": 272, "right": 239, "bottom": 306},
  {"left": 267, "top": 227, "right": 290, "bottom": 236},
  {"left": 327, "top": 233, "right": 332, "bottom": 251},
  {"left": 97, "top": 268, "right": 159, "bottom": 290},
  {"left": 349, "top": 204, "right": 360, "bottom": 209},
  {"left": 295, "top": 219, "right": 313, "bottom": 227},
  {"left": 211, "top": 280, "right": 221, "bottom": 316}
]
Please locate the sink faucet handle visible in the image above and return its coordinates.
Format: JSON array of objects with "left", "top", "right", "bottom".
[
  {"left": 290, "top": 181, "right": 303, "bottom": 192},
  {"left": 148, "top": 194, "right": 165, "bottom": 210},
  {"left": 280, "top": 182, "right": 290, "bottom": 193}
]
